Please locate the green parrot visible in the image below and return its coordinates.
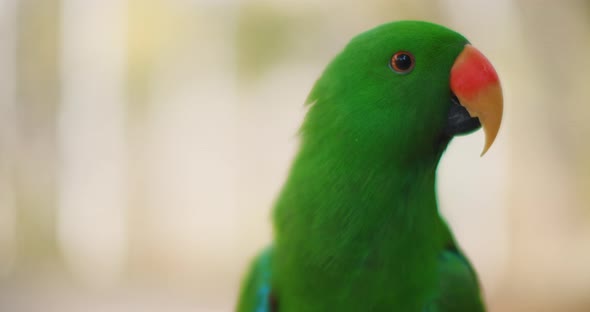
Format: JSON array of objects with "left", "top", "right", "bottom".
[{"left": 236, "top": 20, "right": 503, "bottom": 312}]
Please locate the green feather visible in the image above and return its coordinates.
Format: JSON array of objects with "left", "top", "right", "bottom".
[{"left": 237, "top": 20, "right": 485, "bottom": 312}]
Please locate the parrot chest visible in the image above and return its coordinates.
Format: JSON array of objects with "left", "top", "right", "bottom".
[
  {"left": 272, "top": 158, "right": 444, "bottom": 311},
  {"left": 274, "top": 226, "right": 442, "bottom": 312}
]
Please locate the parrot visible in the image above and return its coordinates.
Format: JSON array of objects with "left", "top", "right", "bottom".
[{"left": 236, "top": 20, "right": 503, "bottom": 312}]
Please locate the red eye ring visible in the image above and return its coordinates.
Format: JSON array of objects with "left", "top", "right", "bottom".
[{"left": 390, "top": 51, "right": 415, "bottom": 74}]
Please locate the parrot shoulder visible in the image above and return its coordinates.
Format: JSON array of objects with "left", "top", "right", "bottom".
[
  {"left": 424, "top": 246, "right": 486, "bottom": 312},
  {"left": 236, "top": 246, "right": 277, "bottom": 312}
]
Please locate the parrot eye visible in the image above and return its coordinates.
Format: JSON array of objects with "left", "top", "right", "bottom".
[{"left": 390, "top": 51, "right": 415, "bottom": 74}]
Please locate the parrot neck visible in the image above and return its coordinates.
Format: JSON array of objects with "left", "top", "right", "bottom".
[
  {"left": 275, "top": 139, "right": 444, "bottom": 242},
  {"left": 273, "top": 141, "right": 446, "bottom": 308}
]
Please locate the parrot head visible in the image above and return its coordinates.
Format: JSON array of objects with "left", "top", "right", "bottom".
[{"left": 303, "top": 21, "right": 503, "bottom": 162}]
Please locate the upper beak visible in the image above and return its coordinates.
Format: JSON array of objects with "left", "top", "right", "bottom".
[{"left": 450, "top": 44, "right": 503, "bottom": 156}]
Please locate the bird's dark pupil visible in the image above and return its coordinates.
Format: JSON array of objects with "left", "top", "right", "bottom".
[{"left": 395, "top": 54, "right": 412, "bottom": 70}]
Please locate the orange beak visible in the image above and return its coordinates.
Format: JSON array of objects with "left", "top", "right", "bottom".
[{"left": 450, "top": 44, "right": 503, "bottom": 156}]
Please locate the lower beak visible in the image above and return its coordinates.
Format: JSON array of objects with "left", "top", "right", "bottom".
[
  {"left": 450, "top": 44, "right": 503, "bottom": 156},
  {"left": 444, "top": 93, "right": 481, "bottom": 138}
]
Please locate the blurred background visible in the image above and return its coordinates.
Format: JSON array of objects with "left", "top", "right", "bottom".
[{"left": 0, "top": 0, "right": 589, "bottom": 311}]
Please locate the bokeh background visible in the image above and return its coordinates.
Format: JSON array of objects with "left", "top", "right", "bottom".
[{"left": 0, "top": 0, "right": 589, "bottom": 311}]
